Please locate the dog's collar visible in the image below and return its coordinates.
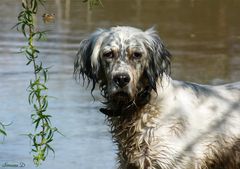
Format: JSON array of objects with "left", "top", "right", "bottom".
[{"left": 99, "top": 86, "right": 152, "bottom": 117}]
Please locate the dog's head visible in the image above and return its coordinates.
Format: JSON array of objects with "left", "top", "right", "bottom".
[{"left": 74, "top": 26, "right": 171, "bottom": 106}]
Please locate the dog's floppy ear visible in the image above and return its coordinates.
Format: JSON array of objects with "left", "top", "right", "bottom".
[
  {"left": 74, "top": 29, "right": 108, "bottom": 91},
  {"left": 144, "top": 27, "right": 171, "bottom": 91}
]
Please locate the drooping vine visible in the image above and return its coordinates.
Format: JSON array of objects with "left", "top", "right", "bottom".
[
  {"left": 14, "top": 0, "right": 58, "bottom": 166},
  {"left": 83, "top": 0, "right": 103, "bottom": 9}
]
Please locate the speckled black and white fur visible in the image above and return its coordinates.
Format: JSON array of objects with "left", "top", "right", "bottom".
[{"left": 74, "top": 26, "right": 240, "bottom": 169}]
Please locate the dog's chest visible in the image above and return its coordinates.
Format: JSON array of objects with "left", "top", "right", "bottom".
[{"left": 109, "top": 103, "right": 186, "bottom": 169}]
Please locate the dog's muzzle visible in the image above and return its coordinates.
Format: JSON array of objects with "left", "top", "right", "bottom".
[{"left": 110, "top": 73, "right": 132, "bottom": 102}]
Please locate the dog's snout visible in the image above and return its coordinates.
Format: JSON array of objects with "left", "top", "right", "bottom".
[{"left": 113, "top": 74, "right": 130, "bottom": 88}]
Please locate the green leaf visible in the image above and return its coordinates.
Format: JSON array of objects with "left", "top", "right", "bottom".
[
  {"left": 26, "top": 59, "right": 33, "bottom": 65},
  {"left": 33, "top": 118, "right": 41, "bottom": 130},
  {"left": 43, "top": 69, "right": 48, "bottom": 82},
  {"left": 21, "top": 24, "right": 27, "bottom": 37},
  {"left": 26, "top": 49, "right": 34, "bottom": 57},
  {"left": 46, "top": 144, "right": 55, "bottom": 154},
  {"left": 11, "top": 22, "right": 21, "bottom": 30},
  {"left": 22, "top": 2, "right": 26, "bottom": 9},
  {"left": 32, "top": 0, "right": 38, "bottom": 13},
  {"left": 28, "top": 90, "right": 35, "bottom": 104},
  {"left": 0, "top": 128, "right": 7, "bottom": 136}
]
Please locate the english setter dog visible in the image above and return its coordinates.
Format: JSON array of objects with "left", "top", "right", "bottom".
[{"left": 74, "top": 26, "right": 240, "bottom": 169}]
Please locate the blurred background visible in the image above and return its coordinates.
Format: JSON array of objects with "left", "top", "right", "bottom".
[{"left": 0, "top": 0, "right": 240, "bottom": 169}]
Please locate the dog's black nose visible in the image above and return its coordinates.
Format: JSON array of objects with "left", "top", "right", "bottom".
[{"left": 113, "top": 74, "right": 130, "bottom": 88}]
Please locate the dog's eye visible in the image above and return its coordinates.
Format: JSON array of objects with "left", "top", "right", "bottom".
[
  {"left": 132, "top": 52, "right": 142, "bottom": 59},
  {"left": 103, "top": 51, "right": 114, "bottom": 58}
]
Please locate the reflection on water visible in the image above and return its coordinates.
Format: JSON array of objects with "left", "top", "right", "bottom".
[{"left": 0, "top": 0, "right": 239, "bottom": 169}]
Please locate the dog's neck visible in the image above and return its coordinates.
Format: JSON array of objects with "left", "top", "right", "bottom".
[{"left": 107, "top": 102, "right": 162, "bottom": 168}]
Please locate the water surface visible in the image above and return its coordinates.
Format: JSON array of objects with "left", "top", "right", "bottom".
[{"left": 0, "top": 0, "right": 240, "bottom": 169}]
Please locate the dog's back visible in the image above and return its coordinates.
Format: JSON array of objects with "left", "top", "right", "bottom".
[{"left": 153, "top": 79, "right": 240, "bottom": 168}]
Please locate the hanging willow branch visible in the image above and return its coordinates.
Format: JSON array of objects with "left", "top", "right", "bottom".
[
  {"left": 83, "top": 0, "right": 103, "bottom": 9},
  {"left": 13, "top": 0, "right": 58, "bottom": 166}
]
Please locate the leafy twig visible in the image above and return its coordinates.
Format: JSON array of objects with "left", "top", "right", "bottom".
[
  {"left": 14, "top": 0, "right": 58, "bottom": 166},
  {"left": 82, "top": 0, "right": 103, "bottom": 9}
]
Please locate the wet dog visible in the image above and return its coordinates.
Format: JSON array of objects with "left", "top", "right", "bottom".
[{"left": 74, "top": 26, "right": 240, "bottom": 169}]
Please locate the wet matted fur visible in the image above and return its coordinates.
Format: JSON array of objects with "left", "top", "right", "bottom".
[{"left": 74, "top": 26, "right": 240, "bottom": 169}]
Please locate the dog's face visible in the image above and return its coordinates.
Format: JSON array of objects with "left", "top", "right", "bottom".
[
  {"left": 74, "top": 26, "right": 171, "bottom": 105},
  {"left": 99, "top": 28, "right": 149, "bottom": 102}
]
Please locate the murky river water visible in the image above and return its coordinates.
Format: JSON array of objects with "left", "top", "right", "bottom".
[{"left": 0, "top": 0, "right": 240, "bottom": 169}]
